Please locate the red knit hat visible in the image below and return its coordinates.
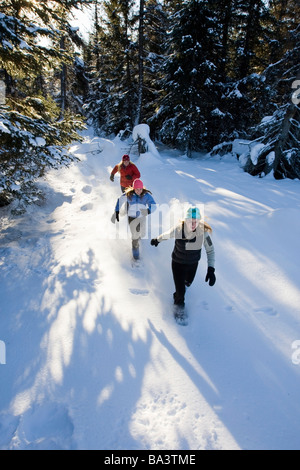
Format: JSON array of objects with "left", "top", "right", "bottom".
[
  {"left": 133, "top": 179, "right": 144, "bottom": 189},
  {"left": 122, "top": 154, "right": 130, "bottom": 161}
]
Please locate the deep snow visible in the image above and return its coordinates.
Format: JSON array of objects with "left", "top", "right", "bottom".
[{"left": 0, "top": 128, "right": 300, "bottom": 450}]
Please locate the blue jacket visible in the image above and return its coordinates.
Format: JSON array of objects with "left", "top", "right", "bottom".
[{"left": 115, "top": 191, "right": 156, "bottom": 218}]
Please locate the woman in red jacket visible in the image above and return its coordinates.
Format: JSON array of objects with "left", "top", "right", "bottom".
[{"left": 110, "top": 154, "right": 141, "bottom": 192}]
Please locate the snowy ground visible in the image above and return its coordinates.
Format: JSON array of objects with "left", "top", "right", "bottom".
[{"left": 1, "top": 128, "right": 300, "bottom": 450}]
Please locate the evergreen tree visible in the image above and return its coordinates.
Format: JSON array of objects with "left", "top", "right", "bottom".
[
  {"left": 233, "top": 0, "right": 270, "bottom": 79},
  {"left": 85, "top": 0, "right": 137, "bottom": 135},
  {"left": 157, "top": 0, "right": 222, "bottom": 154},
  {"left": 216, "top": 0, "right": 237, "bottom": 81},
  {"left": 241, "top": 1, "right": 300, "bottom": 179},
  {"left": 0, "top": 0, "right": 88, "bottom": 207},
  {"left": 215, "top": 0, "right": 276, "bottom": 147},
  {"left": 54, "top": 5, "right": 88, "bottom": 117},
  {"left": 143, "top": 0, "right": 169, "bottom": 138},
  {"left": 136, "top": 0, "right": 145, "bottom": 125},
  {"left": 71, "top": 54, "right": 89, "bottom": 114}
]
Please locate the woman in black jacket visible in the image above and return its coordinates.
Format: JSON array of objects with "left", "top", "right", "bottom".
[{"left": 151, "top": 207, "right": 216, "bottom": 308}]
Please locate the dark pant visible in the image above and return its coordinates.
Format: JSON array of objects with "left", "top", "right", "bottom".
[{"left": 172, "top": 260, "right": 198, "bottom": 305}]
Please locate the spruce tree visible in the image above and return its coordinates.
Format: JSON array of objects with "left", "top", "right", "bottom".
[
  {"left": 85, "top": 0, "right": 137, "bottom": 135},
  {"left": 241, "top": 1, "right": 300, "bottom": 179},
  {"left": 0, "top": 0, "right": 87, "bottom": 207},
  {"left": 143, "top": 0, "right": 168, "bottom": 138},
  {"left": 233, "top": 0, "right": 269, "bottom": 79},
  {"left": 216, "top": 0, "right": 275, "bottom": 147},
  {"left": 157, "top": 0, "right": 221, "bottom": 154}
]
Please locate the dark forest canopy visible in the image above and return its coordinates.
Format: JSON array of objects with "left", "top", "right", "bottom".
[{"left": 0, "top": 0, "right": 299, "bottom": 206}]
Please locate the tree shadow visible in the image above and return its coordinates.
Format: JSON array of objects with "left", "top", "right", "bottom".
[
  {"left": 0, "top": 240, "right": 153, "bottom": 449},
  {"left": 149, "top": 290, "right": 300, "bottom": 450}
]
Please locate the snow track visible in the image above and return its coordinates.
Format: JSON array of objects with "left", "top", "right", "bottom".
[{"left": 1, "top": 129, "right": 300, "bottom": 450}]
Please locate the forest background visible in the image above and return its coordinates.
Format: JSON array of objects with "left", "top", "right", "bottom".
[{"left": 0, "top": 0, "right": 299, "bottom": 209}]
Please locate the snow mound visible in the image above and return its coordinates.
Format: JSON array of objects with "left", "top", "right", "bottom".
[
  {"left": 132, "top": 124, "right": 160, "bottom": 158},
  {"left": 70, "top": 135, "right": 119, "bottom": 161},
  {"left": 132, "top": 124, "right": 151, "bottom": 142},
  {"left": 232, "top": 139, "right": 253, "bottom": 156}
]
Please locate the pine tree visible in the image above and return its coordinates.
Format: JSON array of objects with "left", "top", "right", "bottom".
[
  {"left": 215, "top": 0, "right": 276, "bottom": 147},
  {"left": 136, "top": 0, "right": 145, "bottom": 125},
  {"left": 143, "top": 0, "right": 168, "bottom": 138},
  {"left": 233, "top": 0, "right": 270, "bottom": 79},
  {"left": 85, "top": 0, "right": 137, "bottom": 135},
  {"left": 241, "top": 1, "right": 300, "bottom": 179},
  {"left": 0, "top": 0, "right": 87, "bottom": 207},
  {"left": 157, "top": 0, "right": 222, "bottom": 154},
  {"left": 54, "top": 4, "right": 88, "bottom": 117}
]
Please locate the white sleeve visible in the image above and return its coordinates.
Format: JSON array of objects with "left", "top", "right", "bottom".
[
  {"left": 157, "top": 225, "right": 178, "bottom": 243},
  {"left": 203, "top": 232, "right": 215, "bottom": 268}
]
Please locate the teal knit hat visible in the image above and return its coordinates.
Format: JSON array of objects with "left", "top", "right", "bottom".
[{"left": 186, "top": 207, "right": 201, "bottom": 220}]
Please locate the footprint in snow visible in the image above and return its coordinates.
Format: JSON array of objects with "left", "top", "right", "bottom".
[
  {"left": 253, "top": 306, "right": 278, "bottom": 317},
  {"left": 81, "top": 203, "right": 93, "bottom": 211},
  {"left": 129, "top": 288, "right": 149, "bottom": 296},
  {"left": 81, "top": 185, "right": 93, "bottom": 194}
]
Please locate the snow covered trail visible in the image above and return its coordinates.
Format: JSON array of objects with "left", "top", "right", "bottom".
[{"left": 1, "top": 129, "right": 300, "bottom": 450}]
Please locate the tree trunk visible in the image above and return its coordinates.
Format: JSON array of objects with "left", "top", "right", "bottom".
[
  {"left": 136, "top": 0, "right": 145, "bottom": 125},
  {"left": 60, "top": 35, "right": 67, "bottom": 118},
  {"left": 220, "top": 0, "right": 232, "bottom": 81},
  {"left": 239, "top": 0, "right": 260, "bottom": 79},
  {"left": 94, "top": 0, "right": 101, "bottom": 72}
]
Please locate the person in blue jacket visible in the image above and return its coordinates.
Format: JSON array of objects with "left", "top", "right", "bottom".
[{"left": 113, "top": 179, "right": 156, "bottom": 260}]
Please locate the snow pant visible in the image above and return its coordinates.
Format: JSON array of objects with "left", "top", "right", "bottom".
[
  {"left": 172, "top": 260, "right": 199, "bottom": 305},
  {"left": 128, "top": 216, "right": 146, "bottom": 251}
]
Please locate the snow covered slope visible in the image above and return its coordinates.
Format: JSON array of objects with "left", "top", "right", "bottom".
[{"left": 0, "top": 129, "right": 300, "bottom": 450}]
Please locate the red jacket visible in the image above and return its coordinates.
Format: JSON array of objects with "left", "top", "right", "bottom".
[{"left": 111, "top": 162, "right": 141, "bottom": 188}]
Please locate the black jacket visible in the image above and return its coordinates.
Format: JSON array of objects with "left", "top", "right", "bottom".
[{"left": 157, "top": 222, "right": 215, "bottom": 267}]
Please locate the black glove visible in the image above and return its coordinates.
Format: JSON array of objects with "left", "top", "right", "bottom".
[
  {"left": 111, "top": 211, "right": 119, "bottom": 223},
  {"left": 125, "top": 174, "right": 132, "bottom": 180},
  {"left": 151, "top": 238, "right": 159, "bottom": 247},
  {"left": 205, "top": 267, "right": 216, "bottom": 286},
  {"left": 110, "top": 174, "right": 114, "bottom": 182}
]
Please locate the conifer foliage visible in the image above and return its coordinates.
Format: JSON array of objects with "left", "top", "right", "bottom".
[
  {"left": 85, "top": 0, "right": 299, "bottom": 179},
  {"left": 1, "top": 0, "right": 299, "bottom": 208},
  {"left": 0, "top": 0, "right": 89, "bottom": 208},
  {"left": 158, "top": 0, "right": 222, "bottom": 154},
  {"left": 84, "top": 0, "right": 137, "bottom": 134},
  {"left": 242, "top": 1, "right": 300, "bottom": 178}
]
